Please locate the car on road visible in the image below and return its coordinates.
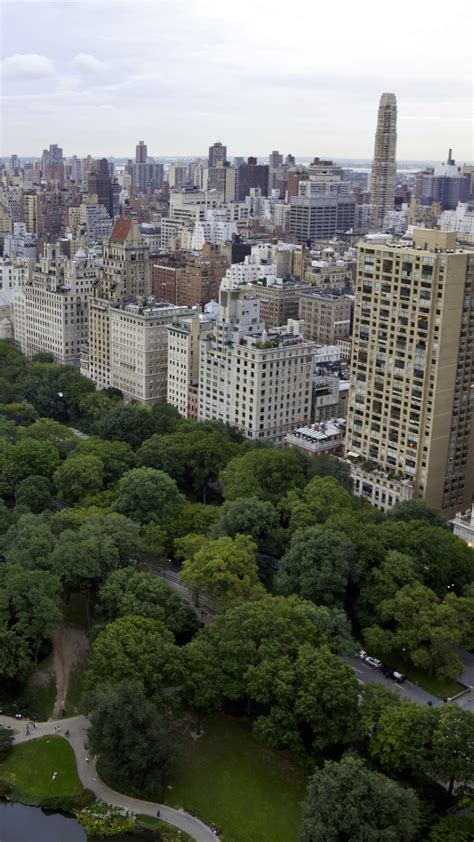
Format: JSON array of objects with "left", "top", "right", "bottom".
[
  {"left": 382, "top": 666, "right": 405, "bottom": 683},
  {"left": 358, "top": 650, "right": 367, "bottom": 660},
  {"left": 364, "top": 656, "right": 383, "bottom": 669}
]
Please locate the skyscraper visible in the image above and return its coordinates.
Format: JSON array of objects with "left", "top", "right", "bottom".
[
  {"left": 135, "top": 140, "right": 147, "bottom": 163},
  {"left": 345, "top": 229, "right": 474, "bottom": 516},
  {"left": 370, "top": 92, "right": 397, "bottom": 229},
  {"left": 208, "top": 142, "right": 227, "bottom": 168}
]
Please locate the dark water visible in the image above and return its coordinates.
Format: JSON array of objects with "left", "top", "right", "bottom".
[
  {"left": 0, "top": 801, "right": 86, "bottom": 841},
  {"left": 0, "top": 802, "right": 149, "bottom": 842}
]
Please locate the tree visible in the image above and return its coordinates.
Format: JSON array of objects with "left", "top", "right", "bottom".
[
  {"left": 85, "top": 616, "right": 182, "bottom": 698},
  {"left": 53, "top": 453, "right": 104, "bottom": 503},
  {"left": 357, "top": 683, "right": 401, "bottom": 744},
  {"left": 94, "top": 404, "right": 156, "bottom": 449},
  {"left": 363, "top": 583, "right": 464, "bottom": 680},
  {"left": 97, "top": 567, "right": 190, "bottom": 636},
  {"left": 0, "top": 727, "right": 13, "bottom": 760},
  {"left": 48, "top": 526, "right": 119, "bottom": 592},
  {"left": 2, "top": 439, "right": 60, "bottom": 494},
  {"left": 76, "top": 511, "right": 142, "bottom": 565},
  {"left": 284, "top": 475, "right": 354, "bottom": 531},
  {"left": 2, "top": 513, "right": 56, "bottom": 571},
  {"left": 306, "top": 453, "right": 354, "bottom": 492},
  {"left": 14, "top": 475, "right": 53, "bottom": 513},
  {"left": 0, "top": 402, "right": 38, "bottom": 426},
  {"left": 21, "top": 418, "right": 75, "bottom": 455},
  {"left": 220, "top": 448, "right": 306, "bottom": 506},
  {"left": 0, "top": 627, "right": 31, "bottom": 685},
  {"left": 275, "top": 526, "right": 355, "bottom": 607},
  {"left": 299, "top": 756, "right": 420, "bottom": 842},
  {"left": 87, "top": 681, "right": 174, "bottom": 797},
  {"left": 430, "top": 706, "right": 474, "bottom": 795},
  {"left": 369, "top": 701, "right": 439, "bottom": 779},
  {"left": 149, "top": 399, "right": 182, "bottom": 435},
  {"left": 387, "top": 499, "right": 446, "bottom": 527},
  {"left": 113, "top": 467, "right": 184, "bottom": 524},
  {"left": 357, "top": 550, "right": 419, "bottom": 625},
  {"left": 0, "top": 565, "right": 61, "bottom": 659},
  {"left": 179, "top": 534, "right": 264, "bottom": 608},
  {"left": 382, "top": 520, "right": 474, "bottom": 596},
  {"left": 72, "top": 438, "right": 135, "bottom": 486},
  {"left": 212, "top": 496, "right": 282, "bottom": 555}
]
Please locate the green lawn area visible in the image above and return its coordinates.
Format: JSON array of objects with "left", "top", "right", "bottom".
[
  {"left": 164, "top": 714, "right": 306, "bottom": 842},
  {"left": 137, "top": 814, "right": 194, "bottom": 841},
  {"left": 0, "top": 736, "right": 83, "bottom": 805}
]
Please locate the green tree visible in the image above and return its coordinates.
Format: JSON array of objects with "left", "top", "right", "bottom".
[
  {"left": 94, "top": 404, "right": 156, "bottom": 449},
  {"left": 430, "top": 706, "right": 474, "bottom": 795},
  {"left": 357, "top": 550, "right": 419, "bottom": 625},
  {"left": 48, "top": 526, "right": 119, "bottom": 592},
  {"left": 382, "top": 520, "right": 474, "bottom": 596},
  {"left": 21, "top": 418, "right": 75, "bottom": 455},
  {"left": 387, "top": 499, "right": 446, "bottom": 527},
  {"left": 14, "top": 475, "right": 53, "bottom": 513},
  {"left": 0, "top": 565, "right": 61, "bottom": 659},
  {"left": 113, "top": 467, "right": 184, "bottom": 524},
  {"left": 97, "top": 567, "right": 190, "bottom": 636},
  {"left": 363, "top": 583, "right": 464, "bottom": 680},
  {"left": 0, "top": 402, "right": 39, "bottom": 426},
  {"left": 212, "top": 496, "right": 282, "bottom": 555},
  {"left": 284, "top": 475, "right": 354, "bottom": 531},
  {"left": 87, "top": 681, "right": 174, "bottom": 797},
  {"left": 306, "top": 453, "right": 354, "bottom": 492},
  {"left": 149, "top": 399, "right": 182, "bottom": 434},
  {"left": 180, "top": 534, "right": 264, "bottom": 608},
  {"left": 369, "top": 701, "right": 437, "bottom": 778},
  {"left": 220, "top": 448, "right": 306, "bottom": 505},
  {"left": 299, "top": 756, "right": 420, "bottom": 842},
  {"left": 275, "top": 526, "right": 355, "bottom": 607},
  {"left": 0, "top": 627, "right": 31, "bottom": 685},
  {"left": 2, "top": 513, "right": 56, "bottom": 570},
  {"left": 72, "top": 438, "right": 135, "bottom": 486},
  {"left": 357, "top": 683, "right": 401, "bottom": 744},
  {"left": 53, "top": 453, "right": 104, "bottom": 503},
  {"left": 1, "top": 439, "right": 60, "bottom": 496},
  {"left": 85, "top": 616, "right": 182, "bottom": 698}
]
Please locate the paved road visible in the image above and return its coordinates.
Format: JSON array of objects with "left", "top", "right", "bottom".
[
  {"left": 0, "top": 714, "right": 216, "bottom": 842},
  {"left": 342, "top": 656, "right": 445, "bottom": 706},
  {"left": 68, "top": 427, "right": 90, "bottom": 440}
]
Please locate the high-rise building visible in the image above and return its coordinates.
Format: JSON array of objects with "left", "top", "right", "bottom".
[
  {"left": 345, "top": 229, "right": 474, "bottom": 516},
  {"left": 415, "top": 151, "right": 471, "bottom": 210},
  {"left": 99, "top": 218, "right": 151, "bottom": 299},
  {"left": 135, "top": 140, "right": 147, "bottom": 163},
  {"left": 208, "top": 141, "right": 227, "bottom": 168},
  {"left": 14, "top": 243, "right": 96, "bottom": 366},
  {"left": 287, "top": 194, "right": 356, "bottom": 243},
  {"left": 87, "top": 158, "right": 119, "bottom": 218},
  {"left": 198, "top": 286, "right": 314, "bottom": 441},
  {"left": 250, "top": 277, "right": 311, "bottom": 329},
  {"left": 167, "top": 310, "right": 214, "bottom": 418},
  {"left": 207, "top": 163, "right": 236, "bottom": 201},
  {"left": 177, "top": 244, "right": 228, "bottom": 307},
  {"left": 237, "top": 158, "right": 269, "bottom": 200},
  {"left": 370, "top": 93, "right": 397, "bottom": 229},
  {"left": 269, "top": 150, "right": 283, "bottom": 169},
  {"left": 297, "top": 289, "right": 353, "bottom": 344}
]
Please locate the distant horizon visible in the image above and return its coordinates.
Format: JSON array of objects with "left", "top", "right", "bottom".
[{"left": 3, "top": 155, "right": 472, "bottom": 168}]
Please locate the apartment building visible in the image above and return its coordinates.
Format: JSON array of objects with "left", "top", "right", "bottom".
[
  {"left": 198, "top": 286, "right": 314, "bottom": 441},
  {"left": 177, "top": 244, "right": 228, "bottom": 307},
  {"left": 167, "top": 311, "right": 214, "bottom": 418},
  {"left": 298, "top": 289, "right": 353, "bottom": 344},
  {"left": 250, "top": 277, "right": 311, "bottom": 328},
  {"left": 14, "top": 243, "right": 96, "bottom": 366},
  {"left": 100, "top": 218, "right": 151, "bottom": 299},
  {"left": 345, "top": 229, "right": 474, "bottom": 515}
]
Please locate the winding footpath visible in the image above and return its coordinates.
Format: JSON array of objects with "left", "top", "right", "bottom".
[{"left": 0, "top": 714, "right": 216, "bottom": 842}]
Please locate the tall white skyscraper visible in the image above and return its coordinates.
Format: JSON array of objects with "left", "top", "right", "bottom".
[{"left": 370, "top": 93, "right": 397, "bottom": 229}]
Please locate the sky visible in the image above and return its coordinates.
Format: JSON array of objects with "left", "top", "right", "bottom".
[{"left": 1, "top": 0, "right": 473, "bottom": 161}]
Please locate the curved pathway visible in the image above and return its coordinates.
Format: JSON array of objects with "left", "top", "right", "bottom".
[{"left": 0, "top": 714, "right": 216, "bottom": 842}]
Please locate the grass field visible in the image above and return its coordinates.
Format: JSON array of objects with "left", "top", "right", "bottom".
[
  {"left": 137, "top": 814, "right": 194, "bottom": 841},
  {"left": 0, "top": 736, "right": 83, "bottom": 805},
  {"left": 164, "top": 714, "right": 306, "bottom": 842}
]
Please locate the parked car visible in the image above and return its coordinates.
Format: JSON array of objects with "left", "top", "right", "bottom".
[
  {"left": 382, "top": 666, "right": 405, "bottom": 683},
  {"left": 358, "top": 650, "right": 367, "bottom": 660},
  {"left": 364, "top": 656, "right": 383, "bottom": 669}
]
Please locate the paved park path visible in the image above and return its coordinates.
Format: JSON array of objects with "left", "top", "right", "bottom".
[{"left": 0, "top": 714, "right": 216, "bottom": 842}]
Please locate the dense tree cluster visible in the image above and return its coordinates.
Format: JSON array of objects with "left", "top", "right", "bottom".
[{"left": 1, "top": 341, "right": 474, "bottom": 839}]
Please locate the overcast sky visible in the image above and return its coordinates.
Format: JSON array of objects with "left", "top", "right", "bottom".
[{"left": 1, "top": 0, "right": 473, "bottom": 161}]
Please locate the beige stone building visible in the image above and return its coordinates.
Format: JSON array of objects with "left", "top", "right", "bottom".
[
  {"left": 346, "top": 229, "right": 474, "bottom": 515},
  {"left": 100, "top": 218, "right": 151, "bottom": 299},
  {"left": 167, "top": 312, "right": 214, "bottom": 418},
  {"left": 15, "top": 243, "right": 96, "bottom": 366},
  {"left": 370, "top": 92, "right": 397, "bottom": 229},
  {"left": 250, "top": 277, "right": 311, "bottom": 329},
  {"left": 298, "top": 290, "right": 353, "bottom": 344},
  {"left": 198, "top": 287, "right": 314, "bottom": 441}
]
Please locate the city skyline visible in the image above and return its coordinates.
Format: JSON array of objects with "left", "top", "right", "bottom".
[{"left": 1, "top": 0, "right": 473, "bottom": 159}]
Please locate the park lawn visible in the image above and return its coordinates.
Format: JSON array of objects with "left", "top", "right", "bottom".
[
  {"left": 137, "top": 814, "right": 194, "bottom": 841},
  {"left": 164, "top": 713, "right": 306, "bottom": 842},
  {"left": 0, "top": 736, "right": 83, "bottom": 805}
]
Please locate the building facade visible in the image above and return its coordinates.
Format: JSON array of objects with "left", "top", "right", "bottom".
[
  {"left": 345, "top": 229, "right": 474, "bottom": 515},
  {"left": 370, "top": 92, "right": 397, "bottom": 229}
]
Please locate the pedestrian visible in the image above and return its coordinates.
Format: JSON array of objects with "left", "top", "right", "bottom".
[
  {"left": 65, "top": 729, "right": 70, "bottom": 737},
  {"left": 33, "top": 721, "right": 36, "bottom": 729},
  {"left": 156, "top": 809, "right": 160, "bottom": 817},
  {"left": 26, "top": 726, "right": 30, "bottom": 736},
  {"left": 85, "top": 754, "right": 89, "bottom": 762},
  {"left": 427, "top": 700, "right": 433, "bottom": 707}
]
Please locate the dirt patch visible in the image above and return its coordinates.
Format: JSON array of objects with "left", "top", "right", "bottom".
[{"left": 51, "top": 624, "right": 90, "bottom": 720}]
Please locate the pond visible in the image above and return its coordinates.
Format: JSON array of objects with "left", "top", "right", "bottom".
[{"left": 0, "top": 801, "right": 152, "bottom": 842}]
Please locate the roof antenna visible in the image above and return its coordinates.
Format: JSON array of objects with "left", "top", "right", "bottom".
[{"left": 447, "top": 148, "right": 454, "bottom": 165}]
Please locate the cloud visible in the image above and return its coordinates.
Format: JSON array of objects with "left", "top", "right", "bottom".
[
  {"left": 1, "top": 53, "right": 55, "bottom": 78},
  {"left": 72, "top": 53, "right": 107, "bottom": 73}
]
